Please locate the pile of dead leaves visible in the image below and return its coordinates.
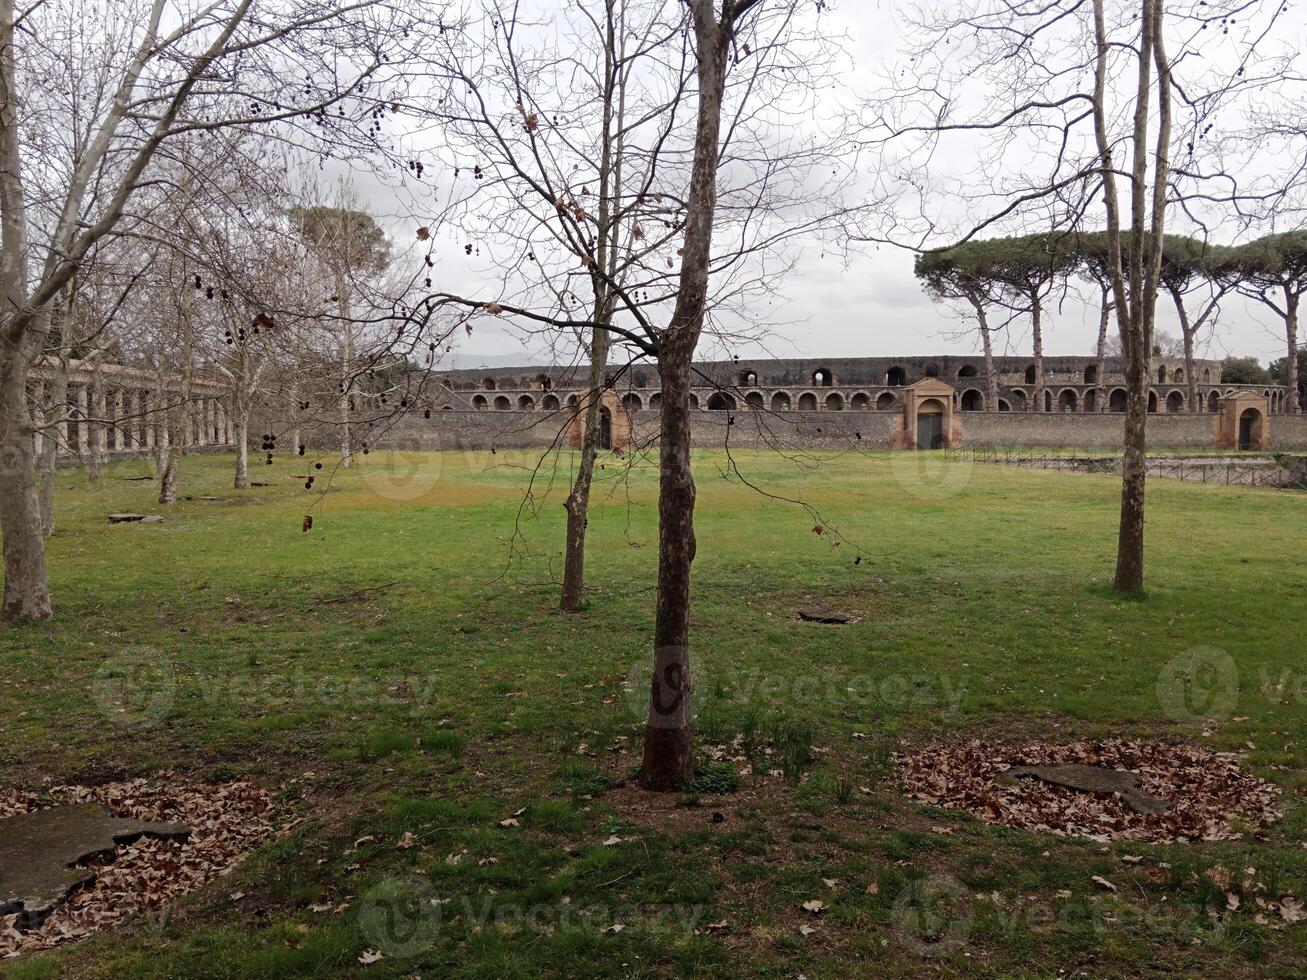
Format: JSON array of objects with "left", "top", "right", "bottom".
[
  {"left": 897, "top": 738, "right": 1282, "bottom": 843},
  {"left": 1, "top": 775, "right": 275, "bottom": 959}
]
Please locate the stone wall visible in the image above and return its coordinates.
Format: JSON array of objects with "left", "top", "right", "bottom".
[{"left": 281, "top": 405, "right": 1307, "bottom": 453}]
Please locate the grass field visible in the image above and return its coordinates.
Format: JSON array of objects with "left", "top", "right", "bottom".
[{"left": 1, "top": 447, "right": 1304, "bottom": 978}]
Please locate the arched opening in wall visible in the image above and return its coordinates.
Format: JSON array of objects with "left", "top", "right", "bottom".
[
  {"left": 875, "top": 391, "right": 896, "bottom": 410},
  {"left": 1009, "top": 389, "right": 1027, "bottom": 411},
  {"left": 622, "top": 393, "right": 643, "bottom": 412},
  {"left": 798, "top": 392, "right": 818, "bottom": 411},
  {"left": 1238, "top": 407, "right": 1263, "bottom": 450},
  {"left": 741, "top": 371, "right": 759, "bottom": 387},
  {"left": 916, "top": 398, "right": 947, "bottom": 449},
  {"left": 482, "top": 377, "right": 497, "bottom": 391},
  {"left": 1147, "top": 390, "right": 1158, "bottom": 413},
  {"left": 1166, "top": 390, "right": 1185, "bottom": 413},
  {"left": 1043, "top": 390, "right": 1053, "bottom": 412},
  {"left": 886, "top": 366, "right": 906, "bottom": 386},
  {"left": 812, "top": 367, "right": 832, "bottom": 387},
  {"left": 1203, "top": 368, "right": 1212, "bottom": 382},
  {"left": 536, "top": 374, "right": 551, "bottom": 391},
  {"left": 1173, "top": 368, "right": 1185, "bottom": 383},
  {"left": 1207, "top": 390, "right": 1221, "bottom": 413},
  {"left": 745, "top": 391, "right": 764, "bottom": 410},
  {"left": 825, "top": 392, "right": 844, "bottom": 411},
  {"left": 599, "top": 407, "right": 613, "bottom": 450},
  {"left": 1084, "top": 389, "right": 1098, "bottom": 413},
  {"left": 997, "top": 398, "right": 1011, "bottom": 412},
  {"left": 1157, "top": 365, "right": 1167, "bottom": 383},
  {"left": 634, "top": 372, "right": 648, "bottom": 388},
  {"left": 1025, "top": 365, "right": 1037, "bottom": 384},
  {"left": 649, "top": 392, "right": 662, "bottom": 410},
  {"left": 688, "top": 393, "right": 699, "bottom": 410},
  {"left": 1084, "top": 365, "right": 1099, "bottom": 384},
  {"left": 850, "top": 392, "right": 870, "bottom": 411},
  {"left": 771, "top": 391, "right": 791, "bottom": 411},
  {"left": 518, "top": 394, "right": 536, "bottom": 411},
  {"left": 1058, "top": 389, "right": 1078, "bottom": 413},
  {"left": 958, "top": 365, "right": 978, "bottom": 378},
  {"left": 1109, "top": 388, "right": 1127, "bottom": 412},
  {"left": 706, "top": 392, "right": 736, "bottom": 411},
  {"left": 960, "top": 389, "right": 984, "bottom": 412},
  {"left": 925, "top": 364, "right": 940, "bottom": 378},
  {"left": 472, "top": 394, "right": 488, "bottom": 411},
  {"left": 542, "top": 393, "right": 560, "bottom": 411},
  {"left": 567, "top": 393, "right": 580, "bottom": 408},
  {"left": 494, "top": 395, "right": 512, "bottom": 411}
]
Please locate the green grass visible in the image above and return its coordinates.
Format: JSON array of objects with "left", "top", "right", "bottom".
[{"left": 0, "top": 447, "right": 1304, "bottom": 978}]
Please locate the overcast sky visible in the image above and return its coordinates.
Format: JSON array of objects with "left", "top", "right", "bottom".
[{"left": 346, "top": 1, "right": 1302, "bottom": 369}]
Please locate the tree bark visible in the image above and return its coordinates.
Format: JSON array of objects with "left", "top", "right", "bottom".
[
  {"left": 972, "top": 298, "right": 998, "bottom": 411},
  {"left": 338, "top": 272, "right": 352, "bottom": 468},
  {"left": 560, "top": 325, "right": 610, "bottom": 612},
  {"left": 1285, "top": 287, "right": 1299, "bottom": 414},
  {"left": 1031, "top": 290, "right": 1045, "bottom": 412},
  {"left": 0, "top": 360, "right": 51, "bottom": 620},
  {"left": 88, "top": 371, "right": 105, "bottom": 481},
  {"left": 1168, "top": 284, "right": 1198, "bottom": 412},
  {"left": 639, "top": 0, "right": 731, "bottom": 791},
  {"left": 1095, "top": 286, "right": 1110, "bottom": 411},
  {"left": 38, "top": 363, "right": 67, "bottom": 535}
]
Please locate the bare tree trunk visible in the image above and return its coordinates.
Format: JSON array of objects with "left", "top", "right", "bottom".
[
  {"left": 338, "top": 272, "right": 352, "bottom": 468},
  {"left": 0, "top": 358, "right": 52, "bottom": 620},
  {"left": 157, "top": 416, "right": 176, "bottom": 503},
  {"left": 288, "top": 371, "right": 302, "bottom": 455},
  {"left": 972, "top": 299, "right": 998, "bottom": 410},
  {"left": 560, "top": 324, "right": 610, "bottom": 612},
  {"left": 234, "top": 412, "right": 249, "bottom": 488},
  {"left": 1168, "top": 284, "right": 1198, "bottom": 412},
  {"left": 88, "top": 370, "right": 105, "bottom": 481},
  {"left": 639, "top": 0, "right": 730, "bottom": 791},
  {"left": 38, "top": 364, "right": 68, "bottom": 535},
  {"left": 1095, "top": 286, "right": 1110, "bottom": 411},
  {"left": 1285, "top": 288, "right": 1300, "bottom": 415},
  {"left": 1031, "top": 291, "right": 1045, "bottom": 412}
]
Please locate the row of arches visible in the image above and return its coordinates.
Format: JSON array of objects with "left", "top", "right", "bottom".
[{"left": 469, "top": 385, "right": 1258, "bottom": 415}]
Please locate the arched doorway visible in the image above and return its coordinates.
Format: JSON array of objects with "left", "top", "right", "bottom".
[
  {"left": 1147, "top": 391, "right": 1158, "bottom": 413},
  {"left": 1238, "top": 408, "right": 1262, "bottom": 451},
  {"left": 850, "top": 392, "right": 870, "bottom": 411},
  {"left": 771, "top": 391, "right": 791, "bottom": 411},
  {"left": 745, "top": 391, "right": 764, "bottom": 410},
  {"left": 825, "top": 392, "right": 844, "bottom": 411},
  {"left": 1058, "top": 389, "right": 1078, "bottom": 413},
  {"left": 1084, "top": 365, "right": 1099, "bottom": 384},
  {"left": 960, "top": 389, "right": 983, "bottom": 412},
  {"left": 1109, "top": 388, "right": 1127, "bottom": 412},
  {"left": 1165, "top": 390, "right": 1184, "bottom": 413},
  {"left": 812, "top": 367, "right": 832, "bottom": 387},
  {"left": 706, "top": 392, "right": 735, "bottom": 411},
  {"left": 886, "top": 366, "right": 906, "bottom": 386},
  {"left": 916, "top": 398, "right": 946, "bottom": 449},
  {"left": 1025, "top": 365, "right": 1037, "bottom": 384},
  {"left": 621, "top": 392, "right": 642, "bottom": 412},
  {"left": 599, "top": 407, "right": 613, "bottom": 450},
  {"left": 1207, "top": 390, "right": 1220, "bottom": 413},
  {"left": 875, "top": 391, "right": 895, "bottom": 410},
  {"left": 798, "top": 392, "right": 818, "bottom": 411},
  {"left": 1084, "top": 389, "right": 1098, "bottom": 413},
  {"left": 958, "top": 364, "right": 978, "bottom": 378}
]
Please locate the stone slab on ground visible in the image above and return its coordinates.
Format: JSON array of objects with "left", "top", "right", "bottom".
[
  {"left": 999, "top": 763, "right": 1171, "bottom": 814},
  {"left": 0, "top": 804, "right": 189, "bottom": 926}
]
